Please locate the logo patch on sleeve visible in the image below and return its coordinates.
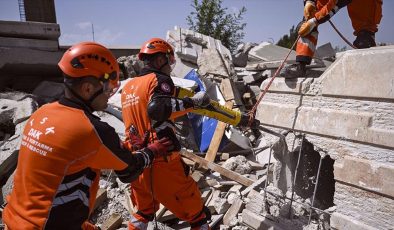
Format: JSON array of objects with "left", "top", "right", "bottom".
[{"left": 160, "top": 83, "right": 171, "bottom": 93}]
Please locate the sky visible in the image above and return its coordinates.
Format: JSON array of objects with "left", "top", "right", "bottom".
[{"left": 1, "top": 0, "right": 393, "bottom": 49}]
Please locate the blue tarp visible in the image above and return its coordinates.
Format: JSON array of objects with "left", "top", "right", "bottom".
[{"left": 184, "top": 69, "right": 227, "bottom": 152}]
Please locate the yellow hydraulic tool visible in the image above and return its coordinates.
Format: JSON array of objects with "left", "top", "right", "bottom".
[{"left": 176, "top": 87, "right": 248, "bottom": 127}]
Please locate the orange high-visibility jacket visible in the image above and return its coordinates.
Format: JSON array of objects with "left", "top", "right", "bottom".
[
  {"left": 2, "top": 97, "right": 152, "bottom": 230},
  {"left": 121, "top": 68, "right": 193, "bottom": 146}
]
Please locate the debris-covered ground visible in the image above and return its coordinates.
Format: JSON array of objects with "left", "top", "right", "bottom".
[{"left": 0, "top": 26, "right": 345, "bottom": 230}]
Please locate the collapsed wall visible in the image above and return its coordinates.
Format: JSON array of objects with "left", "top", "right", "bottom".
[{"left": 255, "top": 46, "right": 394, "bottom": 229}]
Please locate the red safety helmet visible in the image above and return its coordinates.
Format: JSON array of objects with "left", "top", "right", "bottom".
[
  {"left": 58, "top": 41, "right": 120, "bottom": 96},
  {"left": 138, "top": 38, "right": 175, "bottom": 64}
]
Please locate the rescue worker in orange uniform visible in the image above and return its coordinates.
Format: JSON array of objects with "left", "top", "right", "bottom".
[
  {"left": 286, "top": 0, "right": 382, "bottom": 77},
  {"left": 121, "top": 38, "right": 211, "bottom": 230},
  {"left": 1, "top": 42, "right": 172, "bottom": 230}
]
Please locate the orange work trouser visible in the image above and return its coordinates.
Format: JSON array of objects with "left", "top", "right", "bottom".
[
  {"left": 296, "top": 0, "right": 382, "bottom": 64},
  {"left": 128, "top": 153, "right": 206, "bottom": 230}
]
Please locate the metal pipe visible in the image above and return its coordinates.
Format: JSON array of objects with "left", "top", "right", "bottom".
[
  {"left": 289, "top": 135, "right": 304, "bottom": 219},
  {"left": 309, "top": 154, "right": 324, "bottom": 224}
]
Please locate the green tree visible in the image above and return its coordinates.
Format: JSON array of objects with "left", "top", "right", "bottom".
[
  {"left": 186, "top": 0, "right": 247, "bottom": 52},
  {"left": 276, "top": 26, "right": 298, "bottom": 50}
]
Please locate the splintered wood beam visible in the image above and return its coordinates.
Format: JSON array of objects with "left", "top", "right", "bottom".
[
  {"left": 180, "top": 150, "right": 254, "bottom": 187},
  {"left": 205, "top": 101, "right": 234, "bottom": 162}
]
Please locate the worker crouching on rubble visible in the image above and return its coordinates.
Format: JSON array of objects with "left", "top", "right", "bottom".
[
  {"left": 285, "top": 0, "right": 382, "bottom": 78},
  {"left": 1, "top": 42, "right": 173, "bottom": 230},
  {"left": 121, "top": 38, "right": 211, "bottom": 230}
]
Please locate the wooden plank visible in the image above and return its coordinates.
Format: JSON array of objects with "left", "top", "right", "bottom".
[
  {"left": 100, "top": 213, "right": 122, "bottom": 230},
  {"left": 93, "top": 188, "right": 107, "bottom": 210},
  {"left": 223, "top": 197, "right": 244, "bottom": 225},
  {"left": 241, "top": 175, "right": 267, "bottom": 196},
  {"left": 220, "top": 78, "right": 235, "bottom": 101},
  {"left": 205, "top": 101, "right": 233, "bottom": 162},
  {"left": 181, "top": 150, "right": 254, "bottom": 187}
]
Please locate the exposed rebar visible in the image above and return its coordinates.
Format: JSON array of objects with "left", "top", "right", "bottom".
[
  {"left": 309, "top": 154, "right": 324, "bottom": 224},
  {"left": 288, "top": 134, "right": 304, "bottom": 219}
]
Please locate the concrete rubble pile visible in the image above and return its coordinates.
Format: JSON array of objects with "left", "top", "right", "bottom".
[{"left": 1, "top": 26, "right": 393, "bottom": 230}]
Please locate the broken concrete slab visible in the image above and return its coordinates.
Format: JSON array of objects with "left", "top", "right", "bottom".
[
  {"left": 321, "top": 46, "right": 394, "bottom": 100},
  {"left": 260, "top": 77, "right": 314, "bottom": 94},
  {"left": 330, "top": 212, "right": 377, "bottom": 230},
  {"left": 197, "top": 48, "right": 230, "bottom": 78},
  {"left": 315, "top": 42, "right": 336, "bottom": 60},
  {"left": 249, "top": 42, "right": 296, "bottom": 62},
  {"left": 167, "top": 27, "right": 234, "bottom": 79},
  {"left": 0, "top": 20, "right": 60, "bottom": 40},
  {"left": 334, "top": 156, "right": 394, "bottom": 198},
  {"left": 232, "top": 42, "right": 257, "bottom": 67},
  {"left": 255, "top": 147, "right": 278, "bottom": 166},
  {"left": 0, "top": 37, "right": 59, "bottom": 51},
  {"left": 242, "top": 209, "right": 284, "bottom": 230},
  {"left": 334, "top": 181, "right": 394, "bottom": 229}
]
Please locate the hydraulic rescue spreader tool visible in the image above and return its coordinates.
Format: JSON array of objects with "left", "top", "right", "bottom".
[{"left": 175, "top": 87, "right": 258, "bottom": 127}]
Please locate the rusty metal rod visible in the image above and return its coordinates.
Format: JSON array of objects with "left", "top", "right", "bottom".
[
  {"left": 309, "top": 154, "right": 324, "bottom": 224},
  {"left": 289, "top": 135, "right": 304, "bottom": 219}
]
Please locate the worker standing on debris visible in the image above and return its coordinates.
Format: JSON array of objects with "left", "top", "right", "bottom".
[
  {"left": 121, "top": 38, "right": 211, "bottom": 230},
  {"left": 1, "top": 42, "right": 173, "bottom": 230},
  {"left": 288, "top": 0, "right": 382, "bottom": 77}
]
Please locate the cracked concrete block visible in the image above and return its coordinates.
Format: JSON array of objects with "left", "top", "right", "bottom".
[
  {"left": 330, "top": 212, "right": 377, "bottom": 230},
  {"left": 334, "top": 183, "right": 394, "bottom": 229},
  {"left": 321, "top": 46, "right": 394, "bottom": 100},
  {"left": 260, "top": 77, "right": 314, "bottom": 94},
  {"left": 334, "top": 156, "right": 394, "bottom": 198},
  {"left": 255, "top": 147, "right": 277, "bottom": 166},
  {"left": 197, "top": 48, "right": 229, "bottom": 77},
  {"left": 175, "top": 46, "right": 198, "bottom": 64},
  {"left": 256, "top": 102, "right": 394, "bottom": 149},
  {"left": 249, "top": 42, "right": 296, "bottom": 62},
  {"left": 171, "top": 56, "right": 196, "bottom": 78},
  {"left": 213, "top": 197, "right": 231, "bottom": 214},
  {"left": 242, "top": 209, "right": 284, "bottom": 230}
]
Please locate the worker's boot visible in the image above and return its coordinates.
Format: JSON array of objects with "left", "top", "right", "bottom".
[
  {"left": 280, "top": 62, "right": 307, "bottom": 78},
  {"left": 353, "top": 30, "right": 376, "bottom": 49}
]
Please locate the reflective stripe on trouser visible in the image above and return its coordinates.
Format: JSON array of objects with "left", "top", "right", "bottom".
[
  {"left": 128, "top": 154, "right": 206, "bottom": 227},
  {"left": 128, "top": 214, "right": 149, "bottom": 230},
  {"left": 296, "top": 31, "right": 318, "bottom": 64}
]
